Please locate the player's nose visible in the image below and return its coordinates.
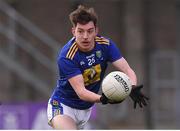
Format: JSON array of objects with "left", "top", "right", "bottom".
[{"left": 83, "top": 32, "right": 88, "bottom": 39}]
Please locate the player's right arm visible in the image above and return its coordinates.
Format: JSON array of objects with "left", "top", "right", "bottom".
[
  {"left": 68, "top": 74, "right": 117, "bottom": 104},
  {"left": 68, "top": 74, "right": 101, "bottom": 103}
]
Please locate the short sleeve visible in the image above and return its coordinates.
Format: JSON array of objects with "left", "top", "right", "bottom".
[
  {"left": 107, "top": 40, "right": 122, "bottom": 62},
  {"left": 58, "top": 57, "right": 81, "bottom": 79}
]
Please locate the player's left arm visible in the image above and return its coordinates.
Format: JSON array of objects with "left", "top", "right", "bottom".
[
  {"left": 112, "top": 57, "right": 149, "bottom": 108},
  {"left": 112, "top": 57, "right": 137, "bottom": 86}
]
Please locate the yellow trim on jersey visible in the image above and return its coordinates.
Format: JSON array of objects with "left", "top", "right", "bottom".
[
  {"left": 66, "top": 42, "right": 76, "bottom": 58},
  {"left": 95, "top": 36, "right": 109, "bottom": 45},
  {"left": 70, "top": 46, "right": 78, "bottom": 59},
  {"left": 96, "top": 41, "right": 109, "bottom": 45},
  {"left": 66, "top": 42, "right": 78, "bottom": 60}
]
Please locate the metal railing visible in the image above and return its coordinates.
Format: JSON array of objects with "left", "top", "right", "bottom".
[
  {"left": 150, "top": 50, "right": 180, "bottom": 128},
  {"left": 0, "top": 0, "right": 61, "bottom": 97}
]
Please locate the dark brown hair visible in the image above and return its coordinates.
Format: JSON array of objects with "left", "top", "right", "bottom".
[{"left": 69, "top": 5, "right": 98, "bottom": 27}]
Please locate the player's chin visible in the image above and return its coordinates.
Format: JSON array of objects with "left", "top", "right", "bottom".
[
  {"left": 82, "top": 43, "right": 90, "bottom": 47},
  {"left": 81, "top": 45, "right": 92, "bottom": 51}
]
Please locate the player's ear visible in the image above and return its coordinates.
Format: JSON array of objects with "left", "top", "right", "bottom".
[{"left": 72, "top": 27, "right": 75, "bottom": 36}]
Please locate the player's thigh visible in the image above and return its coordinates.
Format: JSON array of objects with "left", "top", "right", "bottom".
[
  {"left": 52, "top": 114, "right": 77, "bottom": 130},
  {"left": 77, "top": 107, "right": 92, "bottom": 129}
]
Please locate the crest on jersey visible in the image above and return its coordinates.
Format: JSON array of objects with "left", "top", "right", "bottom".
[
  {"left": 96, "top": 51, "right": 102, "bottom": 58},
  {"left": 52, "top": 100, "right": 59, "bottom": 106}
]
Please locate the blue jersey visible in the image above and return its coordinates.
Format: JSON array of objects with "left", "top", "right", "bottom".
[{"left": 50, "top": 35, "right": 122, "bottom": 109}]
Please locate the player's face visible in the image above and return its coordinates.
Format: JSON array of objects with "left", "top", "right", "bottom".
[{"left": 72, "top": 21, "right": 98, "bottom": 52}]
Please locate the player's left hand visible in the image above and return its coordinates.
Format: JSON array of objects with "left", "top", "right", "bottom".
[{"left": 130, "top": 85, "right": 149, "bottom": 109}]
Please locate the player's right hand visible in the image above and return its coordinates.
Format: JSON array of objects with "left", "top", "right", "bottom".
[
  {"left": 100, "top": 93, "right": 123, "bottom": 104},
  {"left": 100, "top": 93, "right": 109, "bottom": 104}
]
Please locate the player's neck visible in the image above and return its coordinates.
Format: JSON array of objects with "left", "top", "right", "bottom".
[{"left": 77, "top": 41, "right": 95, "bottom": 52}]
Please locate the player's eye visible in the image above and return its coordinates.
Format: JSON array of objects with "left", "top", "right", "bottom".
[
  {"left": 88, "top": 30, "right": 94, "bottom": 34},
  {"left": 78, "top": 30, "right": 83, "bottom": 34}
]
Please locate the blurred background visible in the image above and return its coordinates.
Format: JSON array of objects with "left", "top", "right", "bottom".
[{"left": 0, "top": 0, "right": 179, "bottom": 129}]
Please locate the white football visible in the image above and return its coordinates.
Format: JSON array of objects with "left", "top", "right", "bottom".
[{"left": 102, "top": 71, "right": 132, "bottom": 102}]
